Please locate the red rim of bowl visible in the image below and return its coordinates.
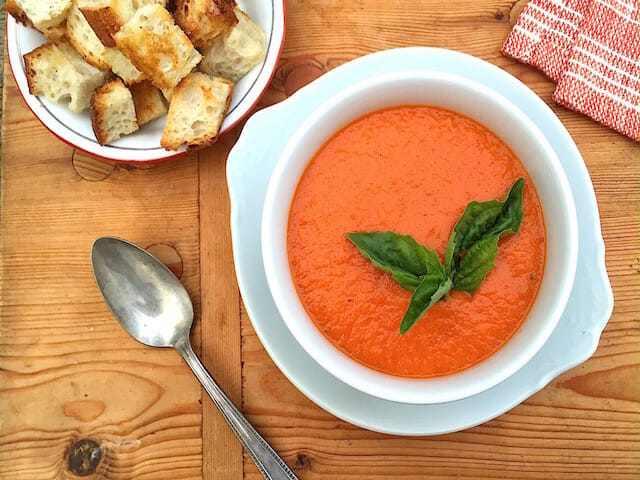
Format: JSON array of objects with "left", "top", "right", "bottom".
[{"left": 5, "top": 5, "right": 286, "bottom": 164}]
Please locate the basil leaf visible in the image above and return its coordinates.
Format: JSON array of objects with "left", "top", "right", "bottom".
[
  {"left": 444, "top": 178, "right": 524, "bottom": 275},
  {"left": 400, "top": 277, "right": 452, "bottom": 335},
  {"left": 486, "top": 177, "right": 525, "bottom": 238},
  {"left": 453, "top": 235, "right": 499, "bottom": 293},
  {"left": 454, "top": 201, "right": 503, "bottom": 251},
  {"left": 444, "top": 230, "right": 457, "bottom": 278},
  {"left": 346, "top": 232, "right": 444, "bottom": 291},
  {"left": 390, "top": 270, "right": 422, "bottom": 291}
]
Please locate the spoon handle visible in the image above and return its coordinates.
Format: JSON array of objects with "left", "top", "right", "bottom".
[{"left": 176, "top": 338, "right": 299, "bottom": 480}]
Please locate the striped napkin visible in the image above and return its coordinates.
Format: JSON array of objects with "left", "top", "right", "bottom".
[{"left": 503, "top": 0, "right": 639, "bottom": 141}]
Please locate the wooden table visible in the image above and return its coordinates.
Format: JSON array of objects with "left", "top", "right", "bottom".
[{"left": 1, "top": 1, "right": 638, "bottom": 478}]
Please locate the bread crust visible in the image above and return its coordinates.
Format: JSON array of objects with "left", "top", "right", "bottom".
[
  {"left": 4, "top": 0, "right": 32, "bottom": 27},
  {"left": 91, "top": 78, "right": 139, "bottom": 144},
  {"left": 80, "top": 6, "right": 122, "bottom": 47},
  {"left": 91, "top": 79, "right": 116, "bottom": 145},
  {"left": 66, "top": 5, "right": 111, "bottom": 70},
  {"left": 173, "top": 0, "right": 237, "bottom": 47},
  {"left": 23, "top": 42, "right": 48, "bottom": 96}
]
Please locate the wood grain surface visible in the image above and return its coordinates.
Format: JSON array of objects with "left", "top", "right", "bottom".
[{"left": 1, "top": 0, "right": 639, "bottom": 479}]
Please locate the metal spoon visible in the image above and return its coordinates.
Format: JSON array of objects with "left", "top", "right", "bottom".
[{"left": 91, "top": 236, "right": 298, "bottom": 480}]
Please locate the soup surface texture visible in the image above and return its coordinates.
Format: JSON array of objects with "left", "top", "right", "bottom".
[{"left": 287, "top": 106, "right": 546, "bottom": 378}]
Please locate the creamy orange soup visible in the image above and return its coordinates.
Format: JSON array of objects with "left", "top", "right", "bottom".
[{"left": 287, "top": 106, "right": 546, "bottom": 378}]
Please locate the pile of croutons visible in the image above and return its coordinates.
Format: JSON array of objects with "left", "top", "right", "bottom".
[{"left": 6, "top": 0, "right": 266, "bottom": 150}]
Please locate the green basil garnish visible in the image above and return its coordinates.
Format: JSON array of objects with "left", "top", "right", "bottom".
[
  {"left": 346, "top": 231, "right": 444, "bottom": 291},
  {"left": 400, "top": 277, "right": 452, "bottom": 334},
  {"left": 346, "top": 179, "right": 524, "bottom": 334},
  {"left": 485, "top": 178, "right": 525, "bottom": 238},
  {"left": 444, "top": 178, "right": 524, "bottom": 276},
  {"left": 453, "top": 234, "right": 499, "bottom": 293}
]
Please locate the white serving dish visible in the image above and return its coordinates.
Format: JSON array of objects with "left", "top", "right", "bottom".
[
  {"left": 5, "top": 0, "right": 285, "bottom": 162},
  {"left": 261, "top": 70, "right": 579, "bottom": 404},
  {"left": 228, "top": 47, "right": 613, "bottom": 434}
]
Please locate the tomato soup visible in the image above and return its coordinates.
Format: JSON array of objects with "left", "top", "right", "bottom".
[{"left": 287, "top": 106, "right": 546, "bottom": 378}]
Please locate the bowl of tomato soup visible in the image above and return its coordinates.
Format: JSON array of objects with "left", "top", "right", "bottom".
[{"left": 262, "top": 71, "right": 578, "bottom": 404}]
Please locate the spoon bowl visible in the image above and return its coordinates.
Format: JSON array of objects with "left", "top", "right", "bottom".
[{"left": 91, "top": 237, "right": 193, "bottom": 348}]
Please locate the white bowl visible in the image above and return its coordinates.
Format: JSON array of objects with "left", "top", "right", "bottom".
[
  {"left": 262, "top": 70, "right": 579, "bottom": 405},
  {"left": 6, "top": 0, "right": 285, "bottom": 163}
]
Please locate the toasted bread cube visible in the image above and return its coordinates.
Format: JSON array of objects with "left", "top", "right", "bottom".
[
  {"left": 5, "top": 0, "right": 67, "bottom": 39},
  {"left": 131, "top": 80, "right": 167, "bottom": 125},
  {"left": 161, "top": 72, "right": 233, "bottom": 151},
  {"left": 173, "top": 0, "right": 237, "bottom": 48},
  {"left": 67, "top": 4, "right": 146, "bottom": 83},
  {"left": 114, "top": 4, "right": 201, "bottom": 89},
  {"left": 200, "top": 8, "right": 266, "bottom": 83},
  {"left": 4, "top": 0, "right": 72, "bottom": 33},
  {"left": 91, "top": 78, "right": 139, "bottom": 144},
  {"left": 24, "top": 39, "right": 110, "bottom": 112},
  {"left": 79, "top": 0, "right": 166, "bottom": 47},
  {"left": 66, "top": 3, "right": 110, "bottom": 70},
  {"left": 104, "top": 48, "right": 145, "bottom": 84}
]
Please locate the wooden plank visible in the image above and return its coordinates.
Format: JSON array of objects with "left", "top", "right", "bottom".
[
  {"left": 198, "top": 130, "right": 243, "bottom": 479},
  {"left": 0, "top": 60, "right": 203, "bottom": 478},
  {"left": 0, "top": 0, "right": 638, "bottom": 478},
  {"left": 239, "top": 0, "right": 640, "bottom": 478}
]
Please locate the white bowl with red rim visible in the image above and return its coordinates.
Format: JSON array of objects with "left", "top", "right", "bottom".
[
  {"left": 6, "top": 0, "right": 285, "bottom": 163},
  {"left": 261, "top": 70, "right": 579, "bottom": 405}
]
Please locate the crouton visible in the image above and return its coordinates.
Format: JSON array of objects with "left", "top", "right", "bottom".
[
  {"left": 5, "top": 0, "right": 69, "bottom": 39},
  {"left": 5, "top": 0, "right": 72, "bottom": 33},
  {"left": 90, "top": 78, "right": 139, "bottom": 144},
  {"left": 161, "top": 72, "right": 233, "bottom": 150},
  {"left": 23, "top": 39, "right": 110, "bottom": 112},
  {"left": 131, "top": 80, "right": 167, "bottom": 125},
  {"left": 200, "top": 8, "right": 266, "bottom": 83},
  {"left": 114, "top": 4, "right": 201, "bottom": 89},
  {"left": 104, "top": 48, "right": 145, "bottom": 84},
  {"left": 173, "top": 0, "right": 237, "bottom": 48},
  {"left": 79, "top": 0, "right": 166, "bottom": 46},
  {"left": 66, "top": 3, "right": 110, "bottom": 69}
]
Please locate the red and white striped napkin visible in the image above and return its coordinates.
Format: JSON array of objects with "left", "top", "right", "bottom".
[{"left": 503, "top": 0, "right": 639, "bottom": 141}]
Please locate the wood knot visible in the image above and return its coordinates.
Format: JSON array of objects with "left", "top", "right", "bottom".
[
  {"left": 67, "top": 439, "right": 102, "bottom": 476},
  {"left": 558, "top": 365, "right": 639, "bottom": 402},
  {"left": 294, "top": 453, "right": 311, "bottom": 470},
  {"left": 145, "top": 243, "right": 184, "bottom": 279},
  {"left": 72, "top": 150, "right": 115, "bottom": 181},
  {"left": 494, "top": 9, "right": 505, "bottom": 20},
  {"left": 280, "top": 58, "right": 326, "bottom": 96}
]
